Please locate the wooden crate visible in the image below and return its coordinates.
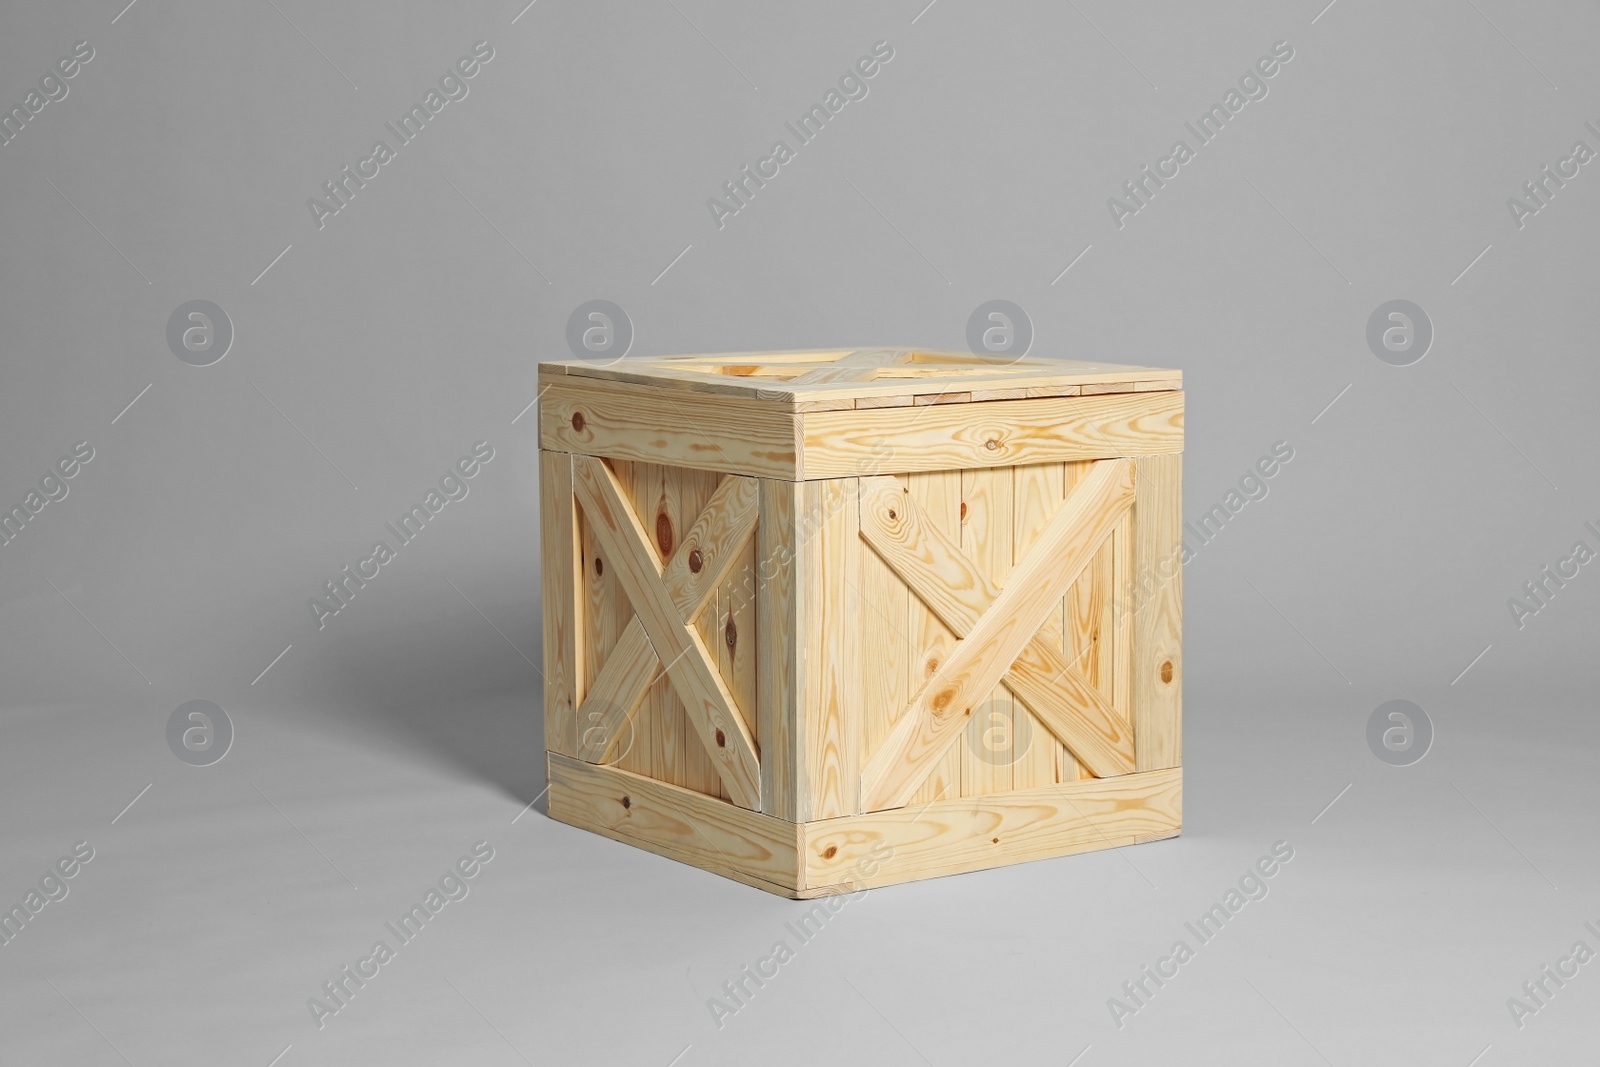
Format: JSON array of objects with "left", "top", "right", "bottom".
[{"left": 539, "top": 348, "right": 1183, "bottom": 896}]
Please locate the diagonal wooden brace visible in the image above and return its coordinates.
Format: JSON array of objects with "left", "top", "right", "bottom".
[
  {"left": 859, "top": 459, "right": 1136, "bottom": 811},
  {"left": 574, "top": 471, "right": 761, "bottom": 764},
  {"left": 573, "top": 455, "right": 762, "bottom": 809}
]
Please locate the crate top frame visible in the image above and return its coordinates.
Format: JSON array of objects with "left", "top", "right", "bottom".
[{"left": 539, "top": 348, "right": 1181, "bottom": 411}]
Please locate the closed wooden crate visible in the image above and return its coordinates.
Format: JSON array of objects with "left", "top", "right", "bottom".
[{"left": 539, "top": 348, "right": 1183, "bottom": 896}]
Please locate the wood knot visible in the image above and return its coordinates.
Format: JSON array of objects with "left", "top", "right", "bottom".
[
  {"left": 620, "top": 795, "right": 631, "bottom": 810},
  {"left": 887, "top": 508, "right": 897, "bottom": 521},
  {"left": 656, "top": 513, "right": 674, "bottom": 556},
  {"left": 992, "top": 837, "right": 1000, "bottom": 844},
  {"left": 571, "top": 411, "right": 586, "bottom": 432},
  {"left": 594, "top": 556, "right": 604, "bottom": 577},
  {"left": 822, "top": 845, "right": 838, "bottom": 860},
  {"left": 931, "top": 689, "right": 955, "bottom": 713},
  {"left": 724, "top": 616, "right": 737, "bottom": 649},
  {"left": 1160, "top": 660, "right": 1174, "bottom": 684},
  {"left": 960, "top": 501, "right": 967, "bottom": 521},
  {"left": 984, "top": 438, "right": 998, "bottom": 451},
  {"left": 714, "top": 728, "right": 726, "bottom": 748},
  {"left": 688, "top": 548, "right": 704, "bottom": 573}
]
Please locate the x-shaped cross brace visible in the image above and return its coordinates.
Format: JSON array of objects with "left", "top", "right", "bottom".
[
  {"left": 858, "top": 459, "right": 1138, "bottom": 811},
  {"left": 571, "top": 455, "right": 762, "bottom": 810}
]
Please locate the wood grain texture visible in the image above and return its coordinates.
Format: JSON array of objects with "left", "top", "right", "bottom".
[
  {"left": 1010, "top": 462, "right": 1069, "bottom": 789},
  {"left": 1132, "top": 453, "right": 1182, "bottom": 772},
  {"left": 572, "top": 455, "right": 762, "bottom": 809},
  {"left": 802, "top": 767, "right": 1181, "bottom": 893},
  {"left": 540, "top": 373, "right": 801, "bottom": 480},
  {"left": 906, "top": 471, "right": 962, "bottom": 806},
  {"left": 678, "top": 467, "right": 724, "bottom": 798},
  {"left": 798, "top": 478, "right": 861, "bottom": 819},
  {"left": 801, "top": 391, "right": 1183, "bottom": 478},
  {"left": 961, "top": 466, "right": 1013, "bottom": 797},
  {"left": 856, "top": 470, "right": 1137, "bottom": 787},
  {"left": 548, "top": 754, "right": 801, "bottom": 896},
  {"left": 573, "top": 617, "right": 655, "bottom": 764},
  {"left": 542, "top": 350, "right": 1180, "bottom": 409},
  {"left": 756, "top": 478, "right": 801, "bottom": 820},
  {"left": 539, "top": 451, "right": 581, "bottom": 758},
  {"left": 859, "top": 459, "right": 1137, "bottom": 811}
]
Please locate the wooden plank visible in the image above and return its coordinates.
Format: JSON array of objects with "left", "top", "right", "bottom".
[
  {"left": 572, "top": 455, "right": 762, "bottom": 809},
  {"left": 1008, "top": 463, "right": 1065, "bottom": 790},
  {"left": 906, "top": 471, "right": 962, "bottom": 806},
  {"left": 660, "top": 473, "right": 759, "bottom": 619},
  {"left": 1132, "top": 453, "right": 1182, "bottom": 771},
  {"left": 859, "top": 482, "right": 911, "bottom": 789},
  {"left": 580, "top": 459, "right": 633, "bottom": 772},
  {"left": 540, "top": 374, "right": 801, "bottom": 480},
  {"left": 539, "top": 451, "right": 581, "bottom": 758},
  {"left": 757, "top": 479, "right": 801, "bottom": 819},
  {"left": 548, "top": 754, "right": 802, "bottom": 897},
  {"left": 801, "top": 391, "right": 1184, "bottom": 479},
  {"left": 798, "top": 478, "right": 861, "bottom": 819},
  {"left": 914, "top": 392, "right": 972, "bottom": 406},
  {"left": 859, "top": 460, "right": 1137, "bottom": 811},
  {"left": 854, "top": 395, "right": 915, "bottom": 409},
  {"left": 545, "top": 353, "right": 1180, "bottom": 407},
  {"left": 635, "top": 462, "right": 675, "bottom": 787},
  {"left": 573, "top": 618, "right": 656, "bottom": 764},
  {"left": 789, "top": 348, "right": 914, "bottom": 385},
  {"left": 961, "top": 466, "right": 1012, "bottom": 797},
  {"left": 858, "top": 471, "right": 1137, "bottom": 783},
  {"left": 677, "top": 466, "right": 724, "bottom": 798},
  {"left": 1063, "top": 460, "right": 1116, "bottom": 783},
  {"left": 801, "top": 767, "right": 1181, "bottom": 893}
]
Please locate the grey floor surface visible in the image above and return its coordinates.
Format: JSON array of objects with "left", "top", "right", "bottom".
[{"left": 3, "top": 676, "right": 1593, "bottom": 1065}]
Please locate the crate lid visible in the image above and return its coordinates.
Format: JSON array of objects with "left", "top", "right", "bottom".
[{"left": 540, "top": 348, "right": 1180, "bottom": 410}]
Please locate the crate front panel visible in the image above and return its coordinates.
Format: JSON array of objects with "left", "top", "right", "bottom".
[{"left": 544, "top": 449, "right": 1181, "bottom": 821}]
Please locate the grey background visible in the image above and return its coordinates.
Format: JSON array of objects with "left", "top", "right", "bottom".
[{"left": 2, "top": 0, "right": 1596, "bottom": 1063}]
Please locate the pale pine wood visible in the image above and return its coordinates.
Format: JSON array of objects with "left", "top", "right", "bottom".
[
  {"left": 540, "top": 373, "right": 801, "bottom": 480},
  {"left": 1062, "top": 460, "right": 1118, "bottom": 782},
  {"left": 581, "top": 460, "right": 633, "bottom": 772},
  {"left": 548, "top": 754, "right": 801, "bottom": 896},
  {"left": 572, "top": 456, "right": 762, "bottom": 809},
  {"left": 1132, "top": 453, "right": 1182, "bottom": 771},
  {"left": 574, "top": 618, "right": 655, "bottom": 764},
  {"left": 1009, "top": 462, "right": 1068, "bottom": 790},
  {"left": 798, "top": 478, "right": 861, "bottom": 819},
  {"left": 662, "top": 473, "right": 759, "bottom": 617},
  {"left": 678, "top": 467, "right": 725, "bottom": 798},
  {"left": 856, "top": 472, "right": 1137, "bottom": 783},
  {"left": 543, "top": 349, "right": 1180, "bottom": 408},
  {"left": 800, "top": 391, "right": 1183, "bottom": 479},
  {"left": 637, "top": 462, "right": 675, "bottom": 788},
  {"left": 961, "top": 466, "right": 1013, "bottom": 798},
  {"left": 756, "top": 478, "right": 801, "bottom": 820},
  {"left": 802, "top": 767, "right": 1181, "bottom": 894},
  {"left": 906, "top": 470, "right": 962, "bottom": 806},
  {"left": 789, "top": 348, "right": 914, "bottom": 385},
  {"left": 859, "top": 460, "right": 1137, "bottom": 811},
  {"left": 539, "top": 451, "right": 581, "bottom": 758},
  {"left": 859, "top": 501, "right": 911, "bottom": 785}
]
